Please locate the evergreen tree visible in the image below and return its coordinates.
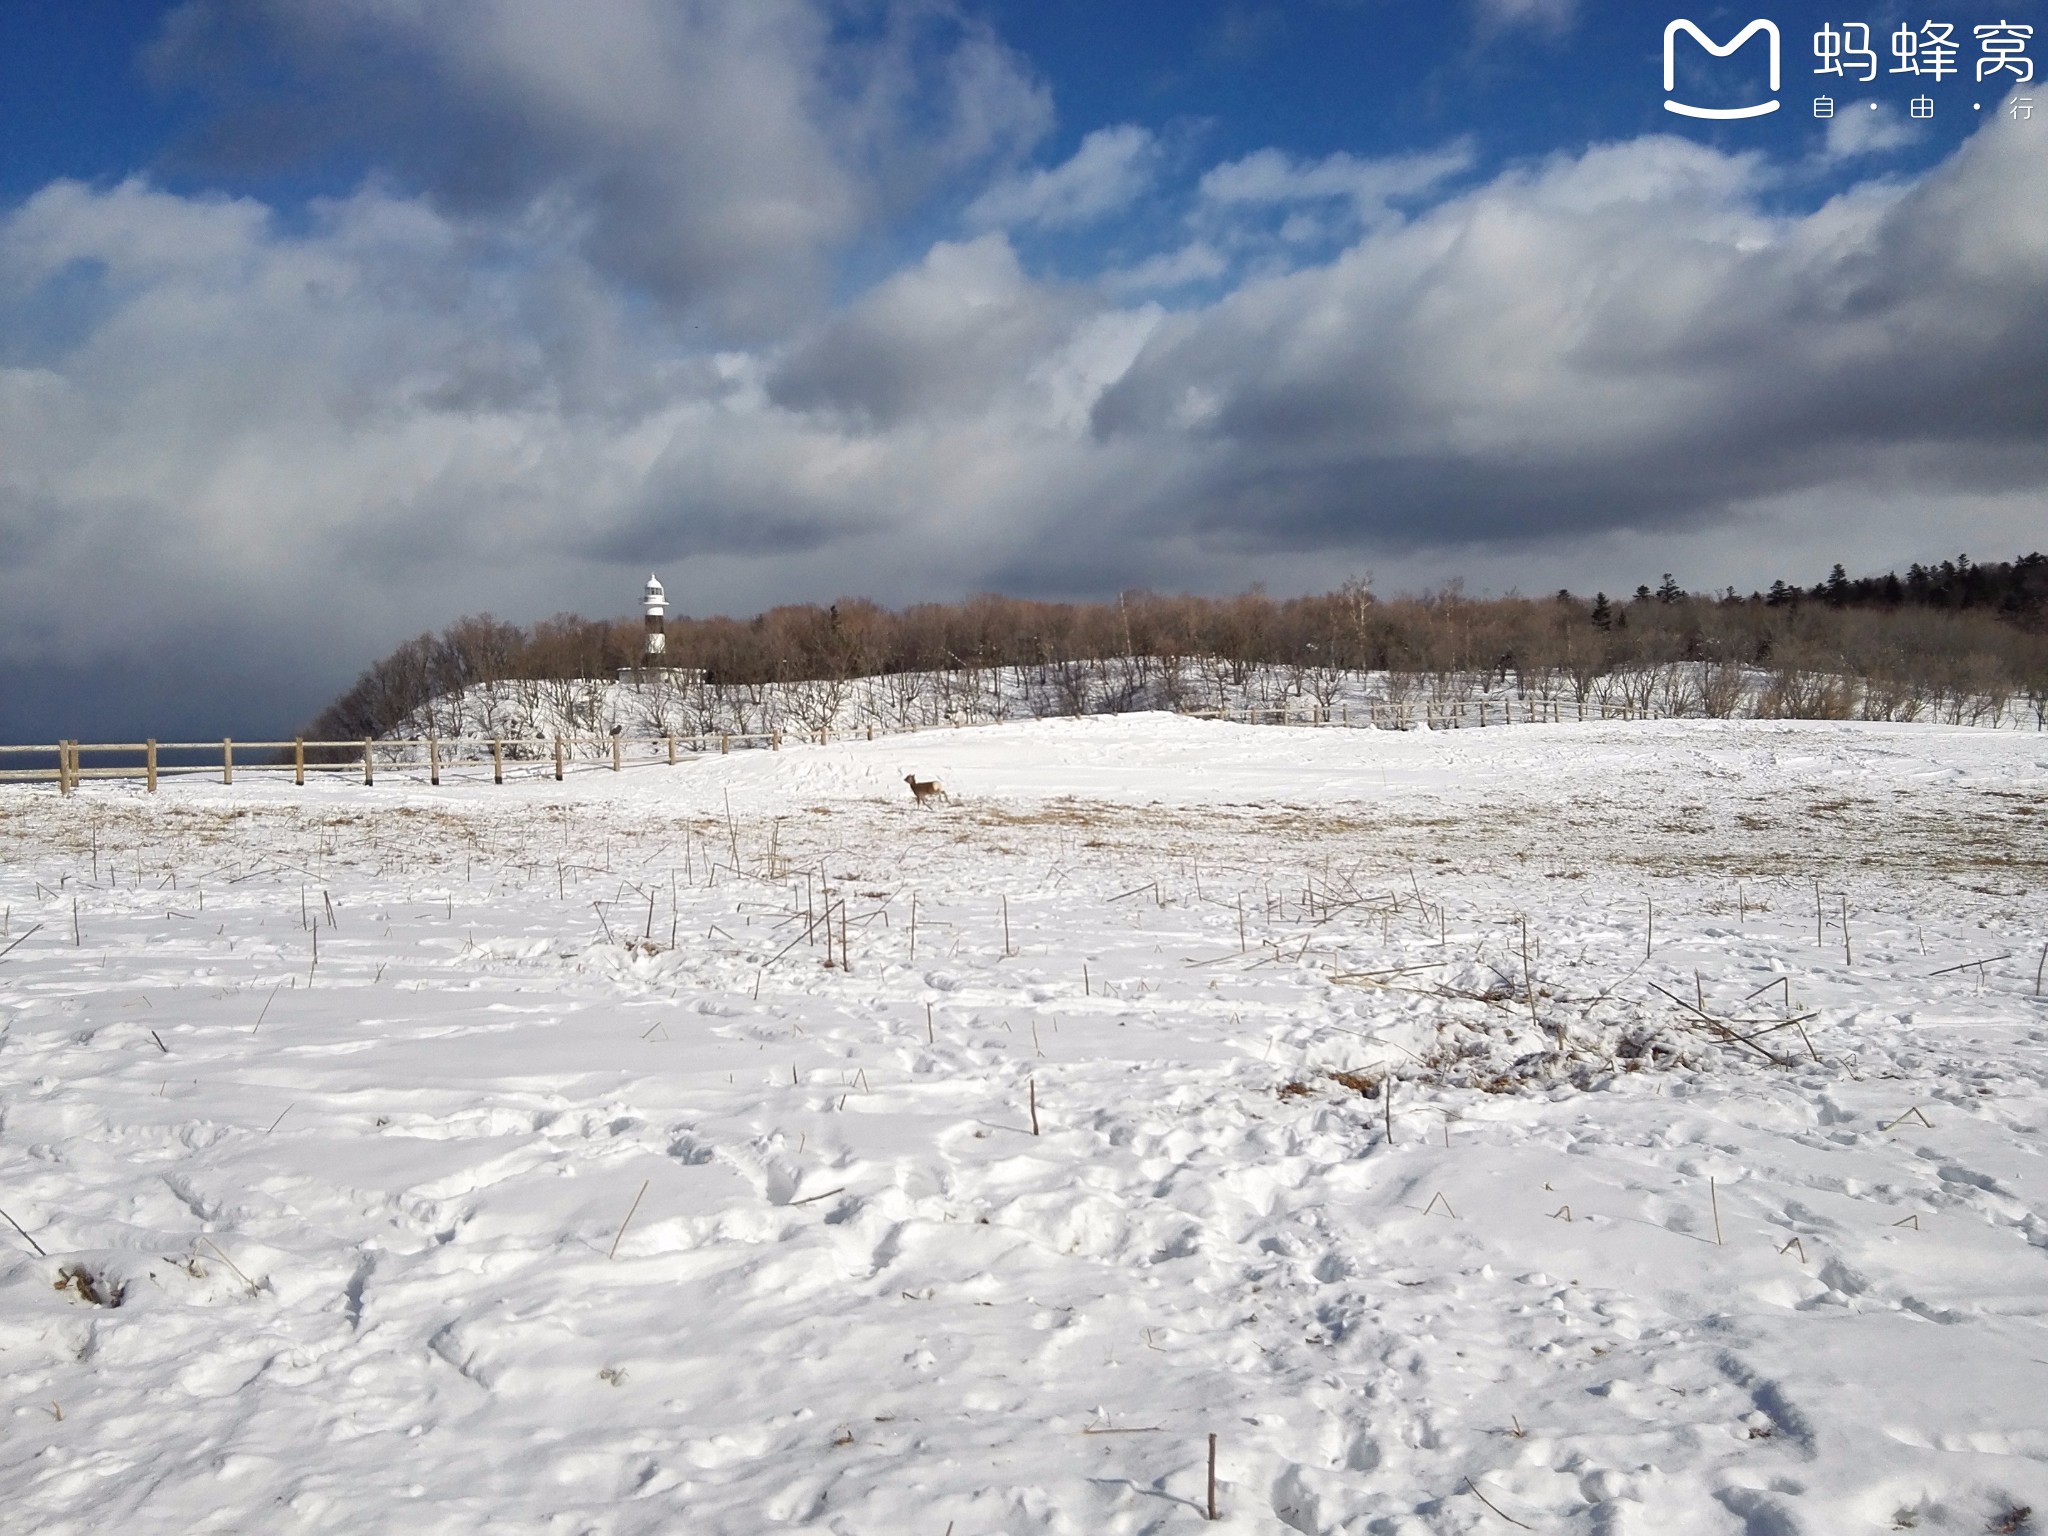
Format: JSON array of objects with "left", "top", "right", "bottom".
[{"left": 1590, "top": 593, "right": 1612, "bottom": 630}]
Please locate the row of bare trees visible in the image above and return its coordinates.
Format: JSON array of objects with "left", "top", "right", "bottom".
[{"left": 307, "top": 578, "right": 2048, "bottom": 744}]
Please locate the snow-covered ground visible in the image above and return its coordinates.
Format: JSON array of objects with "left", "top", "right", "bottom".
[{"left": 2, "top": 714, "right": 2045, "bottom": 1534}]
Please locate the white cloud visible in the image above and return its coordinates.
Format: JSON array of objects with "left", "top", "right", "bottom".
[
  {"left": 1103, "top": 242, "right": 1230, "bottom": 295},
  {"left": 1823, "top": 102, "right": 1921, "bottom": 159},
  {"left": 966, "top": 125, "right": 1159, "bottom": 230},
  {"left": 1198, "top": 144, "right": 1475, "bottom": 228}
]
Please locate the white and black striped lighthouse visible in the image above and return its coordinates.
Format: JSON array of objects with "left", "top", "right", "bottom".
[{"left": 642, "top": 573, "right": 667, "bottom": 661}]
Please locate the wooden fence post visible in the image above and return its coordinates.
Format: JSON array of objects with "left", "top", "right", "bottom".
[
  {"left": 429, "top": 736, "right": 440, "bottom": 786},
  {"left": 553, "top": 737, "right": 564, "bottom": 781},
  {"left": 666, "top": 734, "right": 676, "bottom": 766},
  {"left": 146, "top": 739, "right": 158, "bottom": 793},
  {"left": 611, "top": 735, "right": 621, "bottom": 772},
  {"left": 58, "top": 741, "right": 72, "bottom": 796},
  {"left": 222, "top": 737, "right": 234, "bottom": 786},
  {"left": 492, "top": 738, "right": 504, "bottom": 785},
  {"left": 721, "top": 734, "right": 730, "bottom": 755},
  {"left": 362, "top": 739, "right": 374, "bottom": 787},
  {"left": 294, "top": 738, "right": 305, "bottom": 786}
]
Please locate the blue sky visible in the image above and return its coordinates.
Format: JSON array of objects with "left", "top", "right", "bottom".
[
  {"left": 9, "top": 3, "right": 2026, "bottom": 200},
  {"left": 1, "top": 1, "right": 2043, "bottom": 739}
]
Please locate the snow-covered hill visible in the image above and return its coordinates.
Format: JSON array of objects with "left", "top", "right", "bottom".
[
  {"left": 385, "top": 658, "right": 2043, "bottom": 762},
  {"left": 3, "top": 714, "right": 2045, "bottom": 1532}
]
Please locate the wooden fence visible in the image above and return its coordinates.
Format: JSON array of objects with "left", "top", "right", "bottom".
[{"left": 0, "top": 731, "right": 781, "bottom": 794}]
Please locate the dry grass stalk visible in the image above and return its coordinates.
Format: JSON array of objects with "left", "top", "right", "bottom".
[
  {"left": 1795, "top": 1020, "right": 1821, "bottom": 1064},
  {"left": 199, "top": 1237, "right": 261, "bottom": 1295},
  {"left": 1927, "top": 953, "right": 2011, "bottom": 977},
  {"left": 1207, "top": 1433, "right": 1219, "bottom": 1522},
  {"left": 1880, "top": 1106, "right": 1935, "bottom": 1131},
  {"left": 1647, "top": 982, "right": 1790, "bottom": 1066},
  {"left": 0, "top": 922, "right": 44, "bottom": 961},
  {"left": 1520, "top": 918, "right": 1538, "bottom": 1027},
  {"left": 1463, "top": 1477, "right": 1534, "bottom": 1529},
  {"left": 608, "top": 1179, "right": 651, "bottom": 1260},
  {"left": 2, "top": 1207, "right": 48, "bottom": 1258}
]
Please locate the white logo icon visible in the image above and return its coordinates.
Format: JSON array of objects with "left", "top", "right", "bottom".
[{"left": 1665, "top": 18, "right": 1783, "bottom": 118}]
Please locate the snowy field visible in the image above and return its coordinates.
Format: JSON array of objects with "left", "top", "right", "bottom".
[{"left": 2, "top": 714, "right": 2045, "bottom": 1535}]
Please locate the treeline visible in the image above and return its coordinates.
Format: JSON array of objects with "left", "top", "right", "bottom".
[
  {"left": 1763, "top": 552, "right": 2047, "bottom": 619},
  {"left": 306, "top": 556, "right": 2048, "bottom": 742}
]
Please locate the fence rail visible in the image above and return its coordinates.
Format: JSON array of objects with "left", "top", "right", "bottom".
[{"left": 0, "top": 731, "right": 782, "bottom": 794}]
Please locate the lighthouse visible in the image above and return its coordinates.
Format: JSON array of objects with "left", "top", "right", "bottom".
[{"left": 642, "top": 574, "right": 667, "bottom": 661}]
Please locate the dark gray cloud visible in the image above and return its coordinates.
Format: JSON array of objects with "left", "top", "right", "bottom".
[
  {"left": 1091, "top": 120, "right": 2048, "bottom": 551},
  {"left": 146, "top": 0, "right": 1051, "bottom": 336},
  {"left": 767, "top": 235, "right": 1085, "bottom": 427}
]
